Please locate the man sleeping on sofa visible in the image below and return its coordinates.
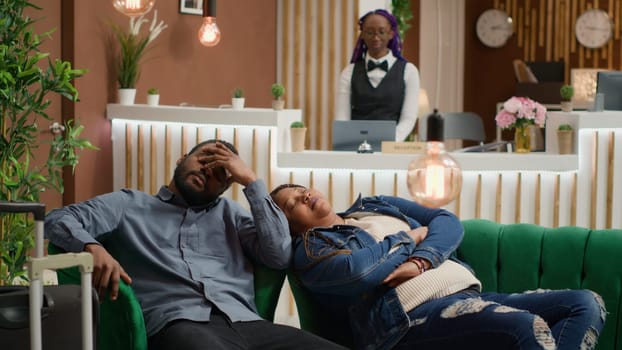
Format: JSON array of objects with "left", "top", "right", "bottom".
[{"left": 44, "top": 140, "right": 346, "bottom": 350}]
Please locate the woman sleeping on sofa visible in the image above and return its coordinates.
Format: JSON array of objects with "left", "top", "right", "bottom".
[{"left": 270, "top": 184, "right": 606, "bottom": 350}]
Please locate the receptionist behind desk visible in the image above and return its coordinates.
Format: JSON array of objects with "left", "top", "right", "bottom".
[{"left": 335, "top": 9, "right": 420, "bottom": 142}]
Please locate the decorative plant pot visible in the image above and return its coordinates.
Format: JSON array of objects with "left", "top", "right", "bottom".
[
  {"left": 557, "top": 130, "right": 574, "bottom": 154},
  {"left": 290, "top": 128, "right": 307, "bottom": 152},
  {"left": 118, "top": 88, "right": 136, "bottom": 105},
  {"left": 272, "top": 99, "right": 285, "bottom": 110},
  {"left": 232, "top": 97, "right": 245, "bottom": 110},
  {"left": 560, "top": 101, "right": 573, "bottom": 112},
  {"left": 514, "top": 126, "right": 531, "bottom": 153},
  {"left": 147, "top": 94, "right": 160, "bottom": 106}
]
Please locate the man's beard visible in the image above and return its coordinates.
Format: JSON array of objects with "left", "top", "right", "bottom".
[{"left": 173, "top": 165, "right": 216, "bottom": 206}]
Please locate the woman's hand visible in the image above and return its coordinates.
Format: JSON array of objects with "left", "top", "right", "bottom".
[
  {"left": 383, "top": 260, "right": 421, "bottom": 287},
  {"left": 407, "top": 226, "right": 428, "bottom": 244}
]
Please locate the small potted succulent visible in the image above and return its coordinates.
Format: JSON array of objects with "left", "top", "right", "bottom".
[
  {"left": 232, "top": 87, "right": 245, "bottom": 110},
  {"left": 271, "top": 83, "right": 285, "bottom": 110},
  {"left": 557, "top": 123, "right": 574, "bottom": 154},
  {"left": 147, "top": 87, "right": 160, "bottom": 106},
  {"left": 290, "top": 120, "right": 306, "bottom": 152},
  {"left": 560, "top": 85, "right": 574, "bottom": 112}
]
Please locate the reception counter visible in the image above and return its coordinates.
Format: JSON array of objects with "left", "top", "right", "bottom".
[{"left": 107, "top": 105, "right": 621, "bottom": 229}]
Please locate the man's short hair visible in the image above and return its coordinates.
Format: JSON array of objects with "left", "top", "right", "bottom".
[{"left": 188, "top": 139, "right": 238, "bottom": 156}]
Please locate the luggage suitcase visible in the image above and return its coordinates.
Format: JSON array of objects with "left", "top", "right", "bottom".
[{"left": 0, "top": 202, "right": 96, "bottom": 350}]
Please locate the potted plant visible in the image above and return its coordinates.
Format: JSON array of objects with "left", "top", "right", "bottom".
[
  {"left": 495, "top": 96, "right": 547, "bottom": 153},
  {"left": 557, "top": 124, "right": 574, "bottom": 154},
  {"left": 290, "top": 121, "right": 307, "bottom": 152},
  {"left": 560, "top": 85, "right": 574, "bottom": 112},
  {"left": 112, "top": 9, "right": 167, "bottom": 105},
  {"left": 271, "top": 83, "right": 286, "bottom": 110},
  {"left": 147, "top": 87, "right": 160, "bottom": 106},
  {"left": 0, "top": 2, "right": 97, "bottom": 285},
  {"left": 231, "top": 88, "right": 245, "bottom": 110}
]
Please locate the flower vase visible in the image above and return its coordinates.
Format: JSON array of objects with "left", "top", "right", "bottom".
[{"left": 514, "top": 126, "right": 531, "bottom": 153}]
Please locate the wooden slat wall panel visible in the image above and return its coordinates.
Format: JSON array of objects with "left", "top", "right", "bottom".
[{"left": 278, "top": 0, "right": 358, "bottom": 150}]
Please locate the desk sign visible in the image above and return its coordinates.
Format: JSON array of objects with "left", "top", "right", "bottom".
[{"left": 381, "top": 141, "right": 426, "bottom": 154}]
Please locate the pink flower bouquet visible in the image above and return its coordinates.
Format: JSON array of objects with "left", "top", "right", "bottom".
[{"left": 495, "top": 96, "right": 547, "bottom": 129}]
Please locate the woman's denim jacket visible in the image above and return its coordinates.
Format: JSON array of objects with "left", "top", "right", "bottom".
[{"left": 292, "top": 195, "right": 466, "bottom": 350}]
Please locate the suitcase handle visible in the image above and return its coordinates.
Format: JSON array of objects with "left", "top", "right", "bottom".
[
  {"left": 0, "top": 287, "right": 53, "bottom": 329},
  {"left": 0, "top": 202, "right": 45, "bottom": 221}
]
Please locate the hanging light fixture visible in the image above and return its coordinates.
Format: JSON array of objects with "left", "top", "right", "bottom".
[
  {"left": 407, "top": 109, "right": 462, "bottom": 208},
  {"left": 198, "top": 0, "right": 221, "bottom": 47},
  {"left": 113, "top": 0, "right": 155, "bottom": 17}
]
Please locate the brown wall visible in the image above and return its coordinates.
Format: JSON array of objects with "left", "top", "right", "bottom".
[
  {"left": 44, "top": 1, "right": 622, "bottom": 206},
  {"left": 42, "top": 0, "right": 277, "bottom": 207}
]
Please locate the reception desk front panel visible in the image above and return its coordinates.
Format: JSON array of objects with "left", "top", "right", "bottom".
[{"left": 108, "top": 105, "right": 621, "bottom": 229}]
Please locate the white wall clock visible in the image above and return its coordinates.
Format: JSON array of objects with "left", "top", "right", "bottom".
[
  {"left": 575, "top": 9, "right": 613, "bottom": 49},
  {"left": 476, "top": 9, "right": 513, "bottom": 48}
]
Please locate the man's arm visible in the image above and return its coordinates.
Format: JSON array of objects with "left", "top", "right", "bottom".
[
  {"left": 45, "top": 191, "right": 132, "bottom": 300},
  {"left": 241, "top": 180, "right": 292, "bottom": 269},
  {"left": 200, "top": 142, "right": 292, "bottom": 269}
]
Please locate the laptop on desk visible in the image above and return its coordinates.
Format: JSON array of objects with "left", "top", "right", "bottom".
[{"left": 332, "top": 120, "right": 396, "bottom": 152}]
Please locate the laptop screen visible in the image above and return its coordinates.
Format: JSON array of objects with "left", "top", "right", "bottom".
[{"left": 332, "top": 120, "right": 396, "bottom": 152}]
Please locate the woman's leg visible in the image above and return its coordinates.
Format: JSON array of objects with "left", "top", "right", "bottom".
[
  {"left": 481, "top": 289, "right": 606, "bottom": 350},
  {"left": 396, "top": 291, "right": 557, "bottom": 350}
]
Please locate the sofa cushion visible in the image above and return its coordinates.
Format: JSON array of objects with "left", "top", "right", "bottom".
[{"left": 458, "top": 219, "right": 622, "bottom": 350}]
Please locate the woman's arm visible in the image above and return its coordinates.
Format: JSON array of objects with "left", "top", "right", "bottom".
[
  {"left": 396, "top": 63, "right": 420, "bottom": 141},
  {"left": 335, "top": 65, "right": 354, "bottom": 121},
  {"left": 294, "top": 230, "right": 416, "bottom": 296},
  {"left": 378, "top": 195, "right": 463, "bottom": 268}
]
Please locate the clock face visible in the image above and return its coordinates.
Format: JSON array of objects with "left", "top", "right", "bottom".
[
  {"left": 575, "top": 9, "right": 613, "bottom": 48},
  {"left": 476, "top": 9, "right": 513, "bottom": 48}
]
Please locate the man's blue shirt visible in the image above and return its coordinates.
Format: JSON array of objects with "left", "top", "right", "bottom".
[{"left": 44, "top": 180, "right": 291, "bottom": 336}]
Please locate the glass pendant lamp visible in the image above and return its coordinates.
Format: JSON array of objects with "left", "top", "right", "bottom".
[
  {"left": 113, "top": 0, "right": 155, "bottom": 17},
  {"left": 407, "top": 109, "right": 462, "bottom": 208},
  {"left": 198, "top": 0, "right": 221, "bottom": 47}
]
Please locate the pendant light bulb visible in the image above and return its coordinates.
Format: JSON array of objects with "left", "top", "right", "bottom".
[
  {"left": 113, "top": 0, "right": 155, "bottom": 17},
  {"left": 198, "top": 0, "right": 220, "bottom": 47},
  {"left": 406, "top": 109, "right": 462, "bottom": 208},
  {"left": 198, "top": 17, "right": 221, "bottom": 47}
]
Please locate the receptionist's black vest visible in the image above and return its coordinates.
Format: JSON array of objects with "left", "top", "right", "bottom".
[{"left": 350, "top": 59, "right": 406, "bottom": 123}]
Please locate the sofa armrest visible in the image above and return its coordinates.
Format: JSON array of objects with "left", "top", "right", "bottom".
[
  {"left": 49, "top": 243, "right": 148, "bottom": 350},
  {"left": 253, "top": 264, "right": 286, "bottom": 321}
]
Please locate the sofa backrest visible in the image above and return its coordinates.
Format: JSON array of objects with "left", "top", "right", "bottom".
[{"left": 458, "top": 219, "right": 622, "bottom": 350}]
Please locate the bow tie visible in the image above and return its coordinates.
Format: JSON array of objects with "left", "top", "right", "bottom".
[{"left": 367, "top": 60, "right": 388, "bottom": 72}]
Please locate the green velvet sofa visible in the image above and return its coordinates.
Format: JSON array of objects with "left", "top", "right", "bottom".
[
  {"left": 288, "top": 219, "right": 622, "bottom": 350},
  {"left": 52, "top": 219, "right": 622, "bottom": 350}
]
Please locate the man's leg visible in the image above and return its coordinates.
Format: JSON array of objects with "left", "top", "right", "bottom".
[
  {"left": 148, "top": 315, "right": 246, "bottom": 350},
  {"left": 232, "top": 320, "right": 349, "bottom": 350}
]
